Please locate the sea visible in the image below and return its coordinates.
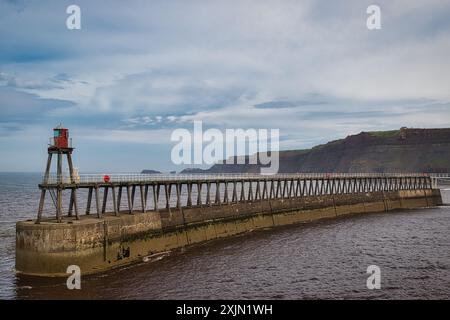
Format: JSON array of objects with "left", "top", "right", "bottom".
[{"left": 0, "top": 172, "right": 449, "bottom": 299}]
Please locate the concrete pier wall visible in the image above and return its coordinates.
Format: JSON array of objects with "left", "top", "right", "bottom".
[{"left": 16, "top": 189, "right": 442, "bottom": 277}]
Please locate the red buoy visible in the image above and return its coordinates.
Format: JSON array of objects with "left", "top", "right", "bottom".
[{"left": 103, "top": 175, "right": 110, "bottom": 183}]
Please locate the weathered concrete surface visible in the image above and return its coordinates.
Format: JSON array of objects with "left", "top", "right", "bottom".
[{"left": 16, "top": 189, "right": 442, "bottom": 277}]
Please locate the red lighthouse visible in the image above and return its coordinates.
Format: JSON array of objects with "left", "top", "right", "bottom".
[
  {"left": 37, "top": 125, "right": 78, "bottom": 223},
  {"left": 50, "top": 125, "right": 72, "bottom": 150}
]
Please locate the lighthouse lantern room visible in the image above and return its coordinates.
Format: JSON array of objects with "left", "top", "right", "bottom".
[
  {"left": 37, "top": 125, "right": 78, "bottom": 223},
  {"left": 51, "top": 125, "right": 71, "bottom": 150}
]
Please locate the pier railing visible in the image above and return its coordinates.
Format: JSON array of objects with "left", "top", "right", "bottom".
[
  {"left": 430, "top": 173, "right": 450, "bottom": 178},
  {"left": 36, "top": 172, "right": 434, "bottom": 223},
  {"left": 430, "top": 173, "right": 450, "bottom": 188},
  {"left": 42, "top": 172, "right": 430, "bottom": 185}
]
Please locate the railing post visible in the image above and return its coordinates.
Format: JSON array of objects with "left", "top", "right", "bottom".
[
  {"left": 131, "top": 185, "right": 136, "bottom": 209},
  {"left": 187, "top": 183, "right": 192, "bottom": 207},
  {"left": 282, "top": 179, "right": 287, "bottom": 198},
  {"left": 215, "top": 181, "right": 221, "bottom": 205},
  {"left": 140, "top": 185, "right": 145, "bottom": 212},
  {"left": 255, "top": 180, "right": 261, "bottom": 200},
  {"left": 276, "top": 180, "right": 281, "bottom": 198},
  {"left": 295, "top": 179, "right": 300, "bottom": 197},
  {"left": 206, "top": 182, "right": 211, "bottom": 206},
  {"left": 262, "top": 180, "right": 268, "bottom": 200},
  {"left": 224, "top": 181, "right": 229, "bottom": 204},
  {"left": 36, "top": 190, "right": 46, "bottom": 224},
  {"left": 102, "top": 187, "right": 109, "bottom": 213},
  {"left": 197, "top": 183, "right": 202, "bottom": 206},
  {"left": 165, "top": 184, "right": 171, "bottom": 211},
  {"left": 144, "top": 185, "right": 149, "bottom": 210},
  {"left": 240, "top": 181, "right": 246, "bottom": 201},
  {"left": 269, "top": 180, "right": 275, "bottom": 199},
  {"left": 153, "top": 184, "right": 159, "bottom": 211},
  {"left": 126, "top": 185, "right": 132, "bottom": 214},
  {"left": 248, "top": 181, "right": 254, "bottom": 201},
  {"left": 112, "top": 186, "right": 118, "bottom": 216},
  {"left": 86, "top": 187, "right": 93, "bottom": 215},
  {"left": 117, "top": 186, "right": 122, "bottom": 211},
  {"left": 95, "top": 185, "right": 102, "bottom": 218}
]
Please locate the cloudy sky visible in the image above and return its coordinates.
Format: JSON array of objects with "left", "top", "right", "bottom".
[{"left": 1, "top": 0, "right": 450, "bottom": 172}]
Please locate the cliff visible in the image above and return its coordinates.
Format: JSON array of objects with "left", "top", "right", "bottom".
[
  {"left": 141, "top": 169, "right": 161, "bottom": 174},
  {"left": 183, "top": 128, "right": 450, "bottom": 173}
]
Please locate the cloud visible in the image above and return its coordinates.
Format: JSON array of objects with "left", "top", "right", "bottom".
[
  {"left": 0, "top": 86, "right": 75, "bottom": 123},
  {"left": 0, "top": 0, "right": 450, "bottom": 171},
  {"left": 254, "top": 99, "right": 326, "bottom": 109},
  {"left": 78, "top": 127, "right": 174, "bottom": 145}
]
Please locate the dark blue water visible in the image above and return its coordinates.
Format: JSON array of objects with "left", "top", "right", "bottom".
[{"left": 1, "top": 173, "right": 450, "bottom": 299}]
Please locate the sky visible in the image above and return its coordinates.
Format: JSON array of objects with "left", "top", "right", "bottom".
[{"left": 1, "top": 0, "right": 450, "bottom": 172}]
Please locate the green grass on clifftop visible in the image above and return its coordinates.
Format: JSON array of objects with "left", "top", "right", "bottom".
[{"left": 368, "top": 130, "right": 400, "bottom": 138}]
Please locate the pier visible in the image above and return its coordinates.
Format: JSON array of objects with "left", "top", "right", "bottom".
[
  {"left": 15, "top": 127, "right": 443, "bottom": 277},
  {"left": 38, "top": 172, "right": 433, "bottom": 223}
]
